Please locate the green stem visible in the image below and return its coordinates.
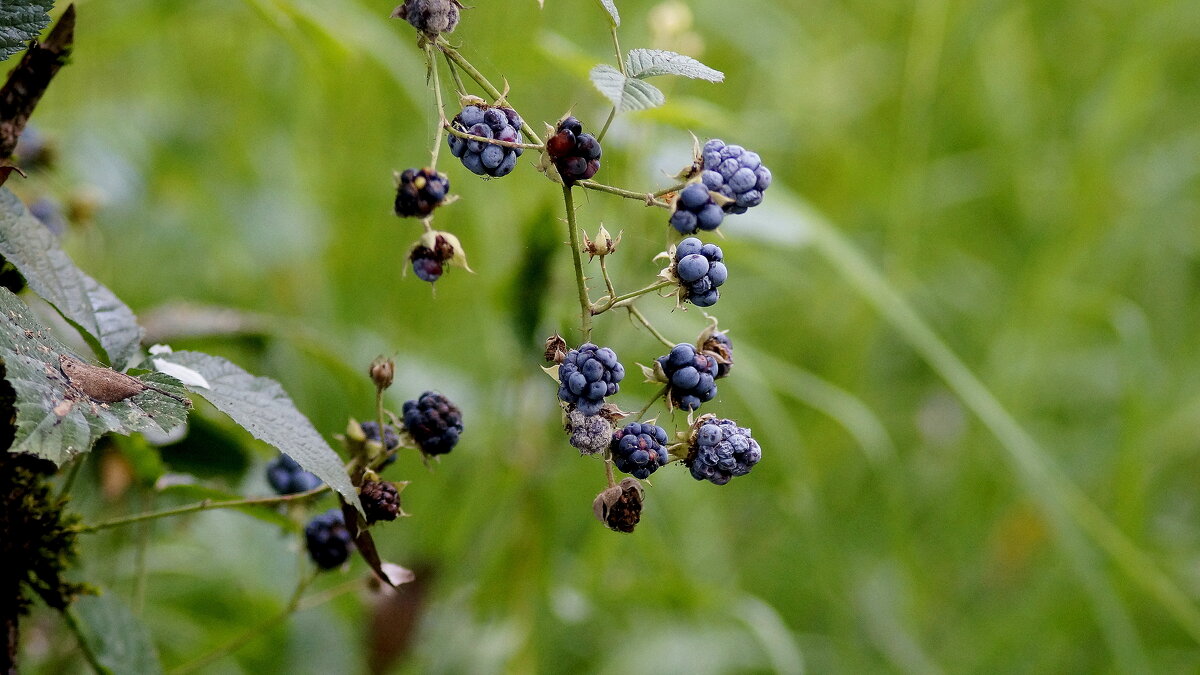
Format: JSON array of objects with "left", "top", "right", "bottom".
[
  {"left": 442, "top": 51, "right": 468, "bottom": 97},
  {"left": 603, "top": 449, "right": 616, "bottom": 488},
  {"left": 62, "top": 607, "right": 106, "bottom": 675},
  {"left": 58, "top": 454, "right": 85, "bottom": 498},
  {"left": 75, "top": 486, "right": 329, "bottom": 534},
  {"left": 609, "top": 24, "right": 626, "bottom": 76},
  {"left": 627, "top": 305, "right": 676, "bottom": 349},
  {"left": 575, "top": 180, "right": 669, "bottom": 208},
  {"left": 653, "top": 182, "right": 689, "bottom": 198},
  {"left": 436, "top": 39, "right": 544, "bottom": 145},
  {"left": 426, "top": 44, "right": 446, "bottom": 170},
  {"left": 638, "top": 385, "right": 669, "bottom": 419},
  {"left": 442, "top": 123, "right": 543, "bottom": 150},
  {"left": 596, "top": 106, "right": 617, "bottom": 143},
  {"left": 168, "top": 573, "right": 315, "bottom": 675},
  {"left": 592, "top": 281, "right": 674, "bottom": 315},
  {"left": 562, "top": 185, "right": 592, "bottom": 342},
  {"left": 599, "top": 257, "right": 617, "bottom": 301}
]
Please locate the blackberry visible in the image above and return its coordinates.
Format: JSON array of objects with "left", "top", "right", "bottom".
[
  {"left": 669, "top": 183, "right": 724, "bottom": 235},
  {"left": 447, "top": 104, "right": 524, "bottom": 178},
  {"left": 360, "top": 480, "right": 402, "bottom": 524},
  {"left": 265, "top": 454, "right": 322, "bottom": 495},
  {"left": 674, "top": 237, "right": 727, "bottom": 308},
  {"left": 402, "top": 391, "right": 463, "bottom": 456},
  {"left": 409, "top": 232, "right": 456, "bottom": 283},
  {"left": 394, "top": 168, "right": 450, "bottom": 218},
  {"left": 361, "top": 420, "right": 402, "bottom": 467},
  {"left": 566, "top": 408, "right": 613, "bottom": 456},
  {"left": 656, "top": 343, "right": 718, "bottom": 412},
  {"left": 686, "top": 417, "right": 762, "bottom": 485},
  {"left": 701, "top": 330, "right": 734, "bottom": 379},
  {"left": 700, "top": 139, "right": 771, "bottom": 214},
  {"left": 305, "top": 509, "right": 355, "bottom": 570},
  {"left": 390, "top": 0, "right": 461, "bottom": 37},
  {"left": 546, "top": 116, "right": 601, "bottom": 184},
  {"left": 610, "top": 422, "right": 670, "bottom": 479},
  {"left": 557, "top": 343, "right": 624, "bottom": 416}
]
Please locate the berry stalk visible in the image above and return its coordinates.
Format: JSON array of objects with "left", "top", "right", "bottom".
[
  {"left": 591, "top": 280, "right": 674, "bottom": 315},
  {"left": 562, "top": 185, "right": 593, "bottom": 341},
  {"left": 435, "top": 38, "right": 544, "bottom": 145},
  {"left": 442, "top": 123, "right": 543, "bottom": 150},
  {"left": 626, "top": 305, "right": 675, "bottom": 349},
  {"left": 73, "top": 485, "right": 330, "bottom": 534},
  {"left": 426, "top": 43, "right": 447, "bottom": 171},
  {"left": 576, "top": 179, "right": 669, "bottom": 208}
]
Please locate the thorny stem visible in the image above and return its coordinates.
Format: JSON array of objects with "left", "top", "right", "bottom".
[
  {"left": 592, "top": 281, "right": 674, "bottom": 315},
  {"left": 426, "top": 44, "right": 445, "bottom": 170},
  {"left": 596, "top": 106, "right": 617, "bottom": 143},
  {"left": 442, "top": 51, "right": 468, "bottom": 97},
  {"left": 576, "top": 179, "right": 669, "bottom": 208},
  {"left": 62, "top": 607, "right": 106, "bottom": 675},
  {"left": 562, "top": 185, "right": 593, "bottom": 342},
  {"left": 653, "top": 182, "right": 690, "bottom": 198},
  {"left": 627, "top": 305, "right": 676, "bottom": 349},
  {"left": 168, "top": 573, "right": 316, "bottom": 675},
  {"left": 436, "top": 38, "right": 544, "bottom": 146},
  {"left": 442, "top": 123, "right": 543, "bottom": 150},
  {"left": 74, "top": 486, "right": 330, "bottom": 534},
  {"left": 599, "top": 257, "right": 617, "bottom": 302},
  {"left": 638, "top": 385, "right": 669, "bottom": 420}
]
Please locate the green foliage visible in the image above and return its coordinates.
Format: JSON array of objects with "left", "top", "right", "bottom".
[
  {"left": 589, "top": 64, "right": 665, "bottom": 111},
  {"left": 0, "top": 0, "right": 53, "bottom": 62},
  {"left": 73, "top": 594, "right": 162, "bottom": 675},
  {"left": 625, "top": 49, "right": 723, "bottom": 82}
]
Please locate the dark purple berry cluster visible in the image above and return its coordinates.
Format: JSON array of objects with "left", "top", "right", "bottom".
[
  {"left": 610, "top": 422, "right": 670, "bottom": 479},
  {"left": 448, "top": 104, "right": 524, "bottom": 178},
  {"left": 687, "top": 418, "right": 761, "bottom": 485},
  {"left": 674, "top": 237, "right": 727, "bottom": 308},
  {"left": 546, "top": 117, "right": 601, "bottom": 184},
  {"left": 700, "top": 139, "right": 771, "bottom": 214},
  {"left": 402, "top": 391, "right": 463, "bottom": 456},
  {"left": 409, "top": 233, "right": 455, "bottom": 282},
  {"left": 305, "top": 508, "right": 354, "bottom": 570},
  {"left": 394, "top": 167, "right": 450, "bottom": 218},
  {"left": 360, "top": 480, "right": 401, "bottom": 524},
  {"left": 557, "top": 343, "right": 624, "bottom": 415},
  {"left": 265, "top": 454, "right": 321, "bottom": 495},
  {"left": 670, "top": 183, "right": 724, "bottom": 234},
  {"left": 657, "top": 343, "right": 718, "bottom": 411}
]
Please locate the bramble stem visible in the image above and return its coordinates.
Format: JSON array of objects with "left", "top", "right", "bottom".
[
  {"left": 442, "top": 123, "right": 543, "bottom": 150},
  {"left": 426, "top": 44, "right": 445, "bottom": 170},
  {"left": 436, "top": 39, "right": 544, "bottom": 145},
  {"left": 599, "top": 257, "right": 617, "bottom": 302},
  {"left": 442, "top": 52, "right": 467, "bottom": 97},
  {"left": 604, "top": 450, "right": 616, "bottom": 488},
  {"left": 576, "top": 180, "right": 669, "bottom": 208},
  {"left": 592, "top": 281, "right": 674, "bottom": 315},
  {"left": 597, "top": 106, "right": 617, "bottom": 143},
  {"left": 168, "top": 573, "right": 315, "bottom": 675},
  {"left": 638, "top": 385, "right": 669, "bottom": 419},
  {"left": 653, "top": 182, "right": 689, "bottom": 198},
  {"left": 627, "top": 305, "right": 676, "bottom": 349},
  {"left": 562, "top": 186, "right": 593, "bottom": 342},
  {"left": 62, "top": 607, "right": 106, "bottom": 675},
  {"left": 74, "top": 486, "right": 329, "bottom": 534}
]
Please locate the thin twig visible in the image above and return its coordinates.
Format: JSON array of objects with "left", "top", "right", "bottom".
[
  {"left": 575, "top": 180, "right": 669, "bottom": 208},
  {"left": 426, "top": 43, "right": 446, "bottom": 170},
  {"left": 627, "top": 305, "right": 676, "bottom": 349},
  {"left": 61, "top": 607, "right": 106, "bottom": 675},
  {"left": 592, "top": 281, "right": 674, "bottom": 315},
  {"left": 562, "top": 186, "right": 592, "bottom": 342},
  {"left": 442, "top": 51, "right": 468, "bottom": 97},
  {"left": 599, "top": 257, "right": 617, "bottom": 302},
  {"left": 596, "top": 106, "right": 617, "bottom": 143},
  {"left": 74, "top": 486, "right": 329, "bottom": 534},
  {"left": 638, "top": 385, "right": 669, "bottom": 419},
  {"left": 0, "top": 4, "right": 75, "bottom": 159}
]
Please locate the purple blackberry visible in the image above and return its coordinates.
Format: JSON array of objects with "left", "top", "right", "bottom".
[
  {"left": 409, "top": 233, "right": 455, "bottom": 283},
  {"left": 701, "top": 330, "right": 734, "bottom": 379},
  {"left": 669, "top": 183, "right": 724, "bottom": 234},
  {"left": 656, "top": 343, "right": 718, "bottom": 412},
  {"left": 447, "top": 104, "right": 524, "bottom": 178},
  {"left": 674, "top": 237, "right": 727, "bottom": 308},
  {"left": 402, "top": 391, "right": 463, "bottom": 456},
  {"left": 686, "top": 417, "right": 761, "bottom": 485},
  {"left": 546, "top": 116, "right": 601, "bottom": 184},
  {"left": 700, "top": 139, "right": 771, "bottom": 215},
  {"left": 394, "top": 167, "right": 450, "bottom": 218},
  {"left": 265, "top": 454, "right": 322, "bottom": 495},
  {"left": 557, "top": 343, "right": 624, "bottom": 416},
  {"left": 360, "top": 480, "right": 401, "bottom": 524},
  {"left": 305, "top": 509, "right": 354, "bottom": 570},
  {"left": 610, "top": 422, "right": 670, "bottom": 479}
]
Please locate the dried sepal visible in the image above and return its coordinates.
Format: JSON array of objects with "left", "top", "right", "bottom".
[
  {"left": 592, "top": 477, "right": 645, "bottom": 533},
  {"left": 582, "top": 224, "right": 621, "bottom": 260},
  {"left": 369, "top": 356, "right": 395, "bottom": 391},
  {"left": 544, "top": 333, "right": 568, "bottom": 364},
  {"left": 639, "top": 361, "right": 668, "bottom": 384}
]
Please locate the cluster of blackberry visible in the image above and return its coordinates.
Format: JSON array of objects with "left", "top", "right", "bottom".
[
  {"left": 610, "top": 422, "right": 670, "bottom": 479},
  {"left": 360, "top": 480, "right": 402, "bottom": 524},
  {"left": 546, "top": 117, "right": 601, "bottom": 184},
  {"left": 557, "top": 343, "right": 624, "bottom": 415},
  {"left": 409, "top": 232, "right": 456, "bottom": 282},
  {"left": 403, "top": 391, "right": 464, "bottom": 456},
  {"left": 700, "top": 139, "right": 771, "bottom": 215},
  {"left": 266, "top": 454, "right": 321, "bottom": 495},
  {"left": 669, "top": 183, "right": 724, "bottom": 235},
  {"left": 656, "top": 343, "right": 719, "bottom": 412},
  {"left": 448, "top": 104, "right": 524, "bottom": 178},
  {"left": 305, "top": 509, "right": 354, "bottom": 570},
  {"left": 394, "top": 168, "right": 450, "bottom": 218},
  {"left": 674, "top": 237, "right": 727, "bottom": 308},
  {"left": 686, "top": 418, "right": 762, "bottom": 485}
]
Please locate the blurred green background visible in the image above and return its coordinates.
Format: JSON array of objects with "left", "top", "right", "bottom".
[{"left": 16, "top": 0, "right": 1200, "bottom": 672}]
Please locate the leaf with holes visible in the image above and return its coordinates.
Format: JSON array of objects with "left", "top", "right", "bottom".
[
  {"left": 151, "top": 349, "right": 363, "bottom": 515},
  {"left": 0, "top": 188, "right": 143, "bottom": 369},
  {"left": 0, "top": 1, "right": 54, "bottom": 62},
  {"left": 0, "top": 287, "right": 190, "bottom": 466},
  {"left": 589, "top": 65, "right": 665, "bottom": 112},
  {"left": 626, "top": 49, "right": 724, "bottom": 82}
]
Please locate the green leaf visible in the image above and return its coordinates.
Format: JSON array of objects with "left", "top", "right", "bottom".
[
  {"left": 0, "top": 188, "right": 143, "bottom": 369},
  {"left": 152, "top": 350, "right": 363, "bottom": 515},
  {"left": 595, "top": 0, "right": 619, "bottom": 26},
  {"left": 625, "top": 49, "right": 724, "bottom": 82},
  {"left": 589, "top": 65, "right": 665, "bottom": 112},
  {"left": 0, "top": 287, "right": 190, "bottom": 466},
  {"left": 0, "top": 1, "right": 53, "bottom": 62},
  {"left": 73, "top": 594, "right": 164, "bottom": 675}
]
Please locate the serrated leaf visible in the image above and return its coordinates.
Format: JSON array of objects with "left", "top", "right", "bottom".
[
  {"left": 73, "top": 593, "right": 163, "bottom": 675},
  {"left": 0, "top": 1, "right": 53, "bottom": 62},
  {"left": 0, "top": 189, "right": 143, "bottom": 369},
  {"left": 589, "top": 65, "right": 665, "bottom": 112},
  {"left": 625, "top": 49, "right": 724, "bottom": 82},
  {"left": 0, "top": 287, "right": 190, "bottom": 466},
  {"left": 595, "top": 0, "right": 619, "bottom": 26},
  {"left": 152, "top": 350, "right": 363, "bottom": 515}
]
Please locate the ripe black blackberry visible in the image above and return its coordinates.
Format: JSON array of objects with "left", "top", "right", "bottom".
[
  {"left": 685, "top": 417, "right": 762, "bottom": 485},
  {"left": 360, "top": 480, "right": 402, "bottom": 524},
  {"left": 546, "top": 116, "right": 601, "bottom": 184},
  {"left": 669, "top": 183, "right": 724, "bottom": 234},
  {"left": 701, "top": 330, "right": 734, "bottom": 379},
  {"left": 447, "top": 103, "right": 524, "bottom": 178},
  {"left": 674, "top": 237, "right": 727, "bottom": 308},
  {"left": 700, "top": 139, "right": 771, "bottom": 214},
  {"left": 305, "top": 509, "right": 355, "bottom": 570},
  {"left": 557, "top": 343, "right": 624, "bottom": 416},
  {"left": 656, "top": 343, "right": 718, "bottom": 411},
  {"left": 390, "top": 0, "right": 462, "bottom": 37},
  {"left": 402, "top": 391, "right": 463, "bottom": 456},
  {"left": 610, "top": 422, "right": 670, "bottom": 479},
  {"left": 265, "top": 454, "right": 322, "bottom": 495},
  {"left": 394, "top": 168, "right": 450, "bottom": 218}
]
